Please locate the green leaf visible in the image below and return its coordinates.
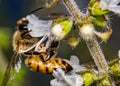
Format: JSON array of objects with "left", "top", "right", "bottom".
[
  {"left": 88, "top": 1, "right": 109, "bottom": 16},
  {"left": 92, "top": 15, "right": 108, "bottom": 28}
]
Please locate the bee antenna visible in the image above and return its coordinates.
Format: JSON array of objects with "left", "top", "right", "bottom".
[{"left": 29, "top": 7, "right": 44, "bottom": 14}]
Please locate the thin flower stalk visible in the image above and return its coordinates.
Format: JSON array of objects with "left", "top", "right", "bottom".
[{"left": 62, "top": 0, "right": 108, "bottom": 73}]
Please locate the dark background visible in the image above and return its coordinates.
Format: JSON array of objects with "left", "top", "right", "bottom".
[{"left": 0, "top": 0, "right": 120, "bottom": 86}]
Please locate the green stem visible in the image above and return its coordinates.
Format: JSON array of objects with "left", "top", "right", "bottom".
[
  {"left": 86, "top": 37, "right": 108, "bottom": 72},
  {"left": 62, "top": 0, "right": 108, "bottom": 72},
  {"left": 62, "top": 0, "right": 115, "bottom": 85}
]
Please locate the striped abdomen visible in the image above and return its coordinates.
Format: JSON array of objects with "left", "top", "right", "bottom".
[{"left": 25, "top": 55, "right": 73, "bottom": 74}]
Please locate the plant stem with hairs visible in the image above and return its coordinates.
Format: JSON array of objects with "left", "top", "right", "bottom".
[{"left": 62, "top": 0, "right": 115, "bottom": 85}]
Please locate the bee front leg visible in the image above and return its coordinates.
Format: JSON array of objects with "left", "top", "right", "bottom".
[
  {"left": 21, "top": 30, "right": 32, "bottom": 39},
  {"left": 35, "top": 35, "right": 48, "bottom": 53},
  {"left": 19, "top": 35, "right": 47, "bottom": 54}
]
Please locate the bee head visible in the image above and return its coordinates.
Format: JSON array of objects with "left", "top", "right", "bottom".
[{"left": 17, "top": 17, "right": 29, "bottom": 31}]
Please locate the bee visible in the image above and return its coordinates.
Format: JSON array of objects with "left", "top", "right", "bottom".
[
  {"left": 2, "top": 12, "right": 72, "bottom": 86},
  {"left": 15, "top": 14, "right": 72, "bottom": 74},
  {"left": 25, "top": 55, "right": 73, "bottom": 74},
  {"left": 1, "top": 14, "right": 54, "bottom": 86},
  {"left": 2, "top": 12, "right": 63, "bottom": 86}
]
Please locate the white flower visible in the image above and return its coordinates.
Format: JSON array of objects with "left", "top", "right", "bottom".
[
  {"left": 100, "top": 0, "right": 120, "bottom": 14},
  {"left": 50, "top": 68, "right": 83, "bottom": 86},
  {"left": 26, "top": 14, "right": 52, "bottom": 37},
  {"left": 50, "top": 55, "right": 85, "bottom": 86},
  {"left": 69, "top": 55, "right": 86, "bottom": 73},
  {"left": 100, "top": 0, "right": 110, "bottom": 10}
]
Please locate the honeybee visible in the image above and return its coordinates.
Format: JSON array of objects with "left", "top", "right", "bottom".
[
  {"left": 2, "top": 12, "right": 72, "bottom": 86},
  {"left": 25, "top": 55, "right": 73, "bottom": 74},
  {"left": 1, "top": 14, "right": 54, "bottom": 86}
]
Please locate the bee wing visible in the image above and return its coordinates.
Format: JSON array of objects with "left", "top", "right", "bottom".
[
  {"left": 26, "top": 14, "right": 52, "bottom": 37},
  {"left": 2, "top": 51, "right": 18, "bottom": 86}
]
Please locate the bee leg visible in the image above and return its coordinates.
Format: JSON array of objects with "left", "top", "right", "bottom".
[
  {"left": 19, "top": 35, "right": 47, "bottom": 54},
  {"left": 45, "top": 0, "right": 59, "bottom": 8},
  {"left": 39, "top": 37, "right": 59, "bottom": 61},
  {"left": 18, "top": 42, "right": 37, "bottom": 53},
  {"left": 34, "top": 35, "right": 48, "bottom": 52},
  {"left": 50, "top": 39, "right": 59, "bottom": 49},
  {"left": 24, "top": 51, "right": 33, "bottom": 55},
  {"left": 21, "top": 30, "right": 32, "bottom": 39},
  {"left": 45, "top": 39, "right": 59, "bottom": 61},
  {"left": 44, "top": 49, "right": 56, "bottom": 61}
]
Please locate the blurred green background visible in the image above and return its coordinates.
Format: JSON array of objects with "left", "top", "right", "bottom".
[{"left": 0, "top": 0, "right": 120, "bottom": 86}]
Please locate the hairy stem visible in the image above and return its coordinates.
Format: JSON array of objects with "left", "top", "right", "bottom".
[
  {"left": 86, "top": 37, "right": 108, "bottom": 72},
  {"left": 62, "top": 1, "right": 117, "bottom": 85},
  {"left": 62, "top": 0, "right": 117, "bottom": 85},
  {"left": 62, "top": 0, "right": 108, "bottom": 72},
  {"left": 62, "top": 0, "right": 83, "bottom": 20}
]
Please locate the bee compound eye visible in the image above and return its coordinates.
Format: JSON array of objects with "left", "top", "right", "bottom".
[
  {"left": 19, "top": 24, "right": 28, "bottom": 31},
  {"left": 18, "top": 20, "right": 29, "bottom": 31}
]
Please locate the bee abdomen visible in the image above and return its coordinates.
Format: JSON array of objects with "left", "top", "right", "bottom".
[
  {"left": 25, "top": 56, "right": 73, "bottom": 74},
  {"left": 25, "top": 56, "right": 49, "bottom": 73},
  {"left": 54, "top": 59, "right": 73, "bottom": 73}
]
